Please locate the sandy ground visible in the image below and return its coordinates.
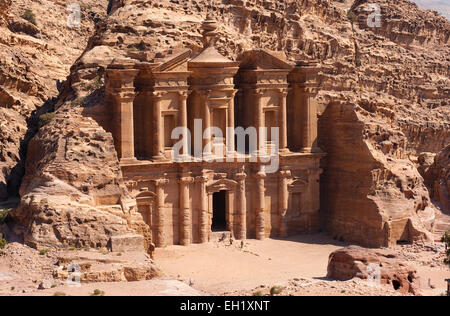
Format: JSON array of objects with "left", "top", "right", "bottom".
[
  {"left": 154, "top": 234, "right": 348, "bottom": 295},
  {"left": 23, "top": 279, "right": 205, "bottom": 296},
  {"left": 1, "top": 234, "right": 448, "bottom": 296}
]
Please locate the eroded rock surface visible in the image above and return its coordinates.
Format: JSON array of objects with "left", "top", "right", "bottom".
[
  {"left": 0, "top": 0, "right": 107, "bottom": 200},
  {"left": 327, "top": 246, "right": 419, "bottom": 294},
  {"left": 11, "top": 111, "right": 152, "bottom": 252},
  {"left": 54, "top": 250, "right": 162, "bottom": 283},
  {"left": 426, "top": 145, "right": 450, "bottom": 214}
]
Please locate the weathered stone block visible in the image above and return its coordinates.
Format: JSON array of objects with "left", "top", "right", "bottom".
[{"left": 109, "top": 234, "right": 145, "bottom": 252}]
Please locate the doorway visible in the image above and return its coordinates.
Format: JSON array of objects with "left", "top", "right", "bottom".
[{"left": 212, "top": 191, "right": 227, "bottom": 231}]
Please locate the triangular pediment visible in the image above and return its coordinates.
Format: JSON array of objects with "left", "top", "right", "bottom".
[
  {"left": 237, "top": 50, "right": 293, "bottom": 71},
  {"left": 152, "top": 49, "right": 192, "bottom": 72}
]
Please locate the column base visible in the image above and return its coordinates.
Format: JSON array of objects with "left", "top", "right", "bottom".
[
  {"left": 256, "top": 234, "right": 265, "bottom": 241},
  {"left": 120, "top": 157, "right": 138, "bottom": 165},
  {"left": 152, "top": 154, "right": 167, "bottom": 162},
  {"left": 202, "top": 153, "right": 213, "bottom": 162},
  {"left": 173, "top": 154, "right": 192, "bottom": 163},
  {"left": 300, "top": 147, "right": 323, "bottom": 154},
  {"left": 279, "top": 225, "right": 289, "bottom": 238},
  {"left": 226, "top": 151, "right": 237, "bottom": 161},
  {"left": 279, "top": 148, "right": 291, "bottom": 155}
]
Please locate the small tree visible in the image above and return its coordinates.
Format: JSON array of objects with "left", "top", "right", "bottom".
[
  {"left": 347, "top": 11, "right": 358, "bottom": 31},
  {"left": 0, "top": 209, "right": 8, "bottom": 224},
  {"left": 0, "top": 233, "right": 6, "bottom": 250},
  {"left": 38, "top": 112, "right": 56, "bottom": 128},
  {"left": 442, "top": 231, "right": 450, "bottom": 266},
  {"left": 22, "top": 9, "right": 37, "bottom": 26}
]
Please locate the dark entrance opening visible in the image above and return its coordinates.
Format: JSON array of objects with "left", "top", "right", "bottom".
[
  {"left": 212, "top": 191, "right": 227, "bottom": 231},
  {"left": 392, "top": 280, "right": 401, "bottom": 291}
]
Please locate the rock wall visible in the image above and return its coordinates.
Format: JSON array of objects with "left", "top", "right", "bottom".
[
  {"left": 0, "top": 0, "right": 107, "bottom": 201},
  {"left": 425, "top": 145, "right": 450, "bottom": 214},
  {"left": 11, "top": 110, "right": 152, "bottom": 251},
  {"left": 0, "top": 108, "right": 28, "bottom": 200},
  {"left": 319, "top": 101, "right": 435, "bottom": 247}
]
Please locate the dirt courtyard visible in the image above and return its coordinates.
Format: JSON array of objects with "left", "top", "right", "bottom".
[
  {"left": 154, "top": 234, "right": 347, "bottom": 295},
  {"left": 1, "top": 233, "right": 448, "bottom": 296}
]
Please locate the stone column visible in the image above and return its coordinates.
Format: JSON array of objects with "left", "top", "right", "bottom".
[
  {"left": 197, "top": 176, "right": 209, "bottom": 243},
  {"left": 106, "top": 68, "right": 139, "bottom": 162},
  {"left": 202, "top": 91, "right": 212, "bottom": 159},
  {"left": 154, "top": 178, "right": 168, "bottom": 247},
  {"left": 278, "top": 170, "right": 291, "bottom": 237},
  {"left": 255, "top": 168, "right": 266, "bottom": 240},
  {"left": 292, "top": 61, "right": 321, "bottom": 154},
  {"left": 227, "top": 91, "right": 237, "bottom": 157},
  {"left": 152, "top": 91, "right": 166, "bottom": 160},
  {"left": 255, "top": 89, "right": 265, "bottom": 151},
  {"left": 235, "top": 169, "right": 247, "bottom": 240},
  {"left": 300, "top": 86, "right": 320, "bottom": 153},
  {"left": 178, "top": 91, "right": 190, "bottom": 159},
  {"left": 278, "top": 88, "right": 289, "bottom": 153},
  {"left": 179, "top": 172, "right": 194, "bottom": 246}
]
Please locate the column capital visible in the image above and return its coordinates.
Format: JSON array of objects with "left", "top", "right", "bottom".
[
  {"left": 179, "top": 172, "right": 194, "bottom": 184},
  {"left": 235, "top": 172, "right": 247, "bottom": 182},
  {"left": 153, "top": 91, "right": 168, "bottom": 99},
  {"left": 110, "top": 88, "right": 136, "bottom": 102},
  {"left": 255, "top": 170, "right": 267, "bottom": 179},
  {"left": 298, "top": 85, "right": 318, "bottom": 95},
  {"left": 178, "top": 90, "right": 192, "bottom": 100},
  {"left": 253, "top": 88, "right": 266, "bottom": 96},
  {"left": 279, "top": 169, "right": 292, "bottom": 178},
  {"left": 229, "top": 89, "right": 238, "bottom": 98},
  {"left": 277, "top": 88, "right": 290, "bottom": 97},
  {"left": 155, "top": 178, "right": 169, "bottom": 187},
  {"left": 194, "top": 89, "right": 212, "bottom": 98},
  {"left": 195, "top": 176, "right": 209, "bottom": 183}
]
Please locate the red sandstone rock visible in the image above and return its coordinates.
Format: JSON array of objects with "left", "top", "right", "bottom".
[
  {"left": 327, "top": 246, "right": 419, "bottom": 294},
  {"left": 10, "top": 111, "right": 152, "bottom": 252},
  {"left": 426, "top": 145, "right": 450, "bottom": 214}
]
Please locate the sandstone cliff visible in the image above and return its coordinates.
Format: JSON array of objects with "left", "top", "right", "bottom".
[
  {"left": 425, "top": 145, "right": 450, "bottom": 214},
  {"left": 11, "top": 110, "right": 152, "bottom": 251},
  {"left": 0, "top": 0, "right": 107, "bottom": 200},
  {"left": 3, "top": 0, "right": 450, "bottom": 249}
]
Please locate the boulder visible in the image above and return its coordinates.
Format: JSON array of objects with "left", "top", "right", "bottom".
[
  {"left": 109, "top": 234, "right": 145, "bottom": 253},
  {"left": 327, "top": 246, "right": 419, "bottom": 295},
  {"left": 54, "top": 250, "right": 162, "bottom": 283}
]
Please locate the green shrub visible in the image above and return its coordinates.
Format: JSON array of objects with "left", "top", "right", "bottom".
[
  {"left": 90, "top": 289, "right": 105, "bottom": 296},
  {"left": 22, "top": 9, "right": 37, "bottom": 26},
  {"left": 270, "top": 286, "right": 283, "bottom": 296},
  {"left": 442, "top": 231, "right": 450, "bottom": 266},
  {"left": 347, "top": 11, "right": 358, "bottom": 23},
  {"left": 38, "top": 112, "right": 56, "bottom": 128},
  {"left": 39, "top": 249, "right": 50, "bottom": 256},
  {"left": 252, "top": 290, "right": 264, "bottom": 297},
  {"left": 0, "top": 209, "right": 8, "bottom": 224},
  {"left": 0, "top": 234, "right": 6, "bottom": 250},
  {"left": 71, "top": 97, "right": 86, "bottom": 107},
  {"left": 53, "top": 292, "right": 67, "bottom": 296},
  {"left": 83, "top": 76, "right": 103, "bottom": 92}
]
